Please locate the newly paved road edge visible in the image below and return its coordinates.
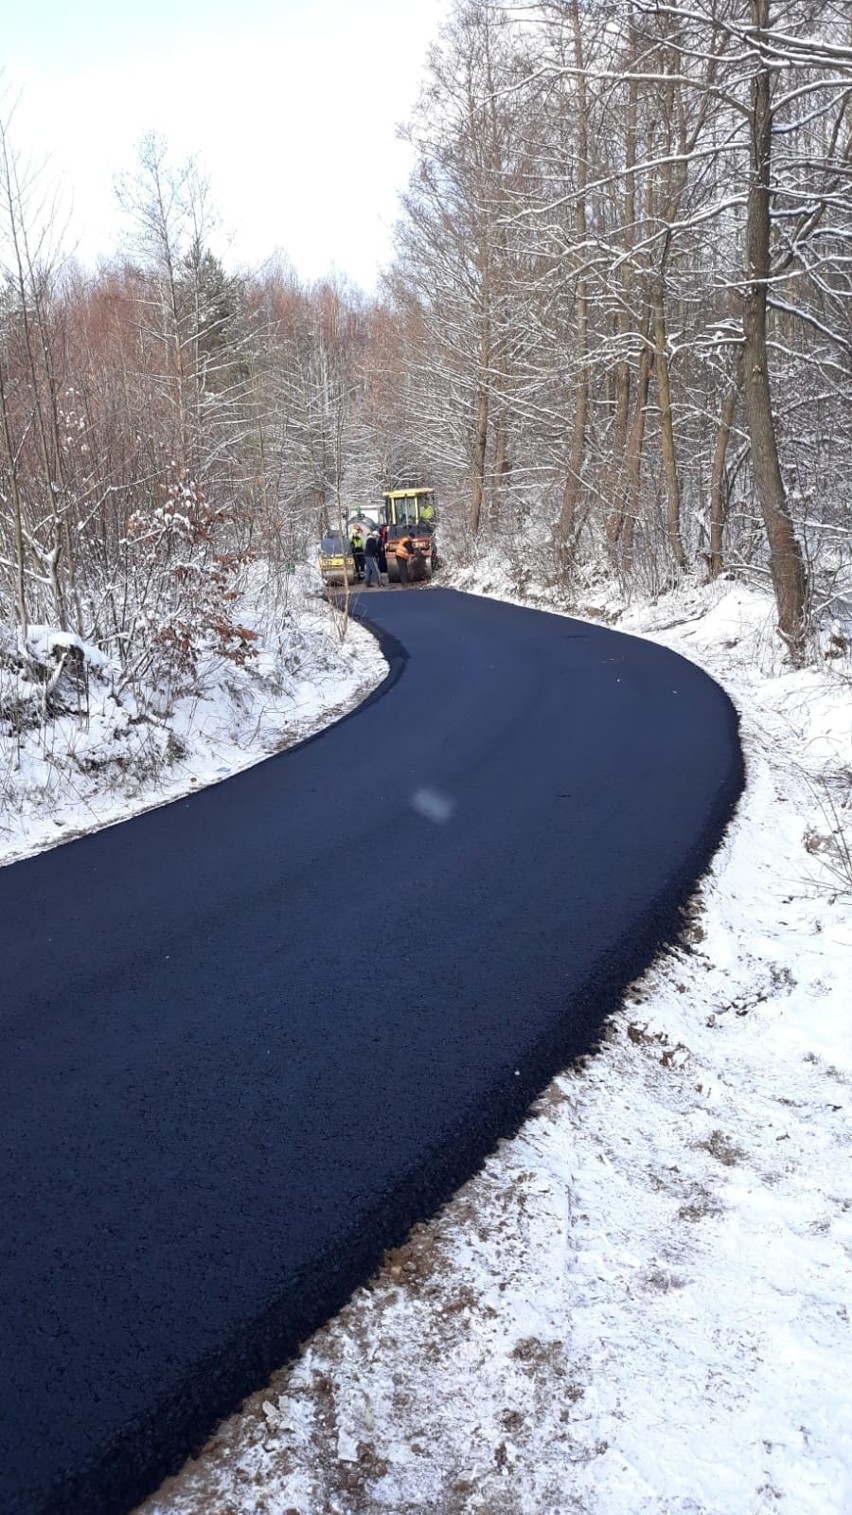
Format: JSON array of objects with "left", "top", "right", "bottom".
[{"left": 0, "top": 590, "right": 745, "bottom": 1514}]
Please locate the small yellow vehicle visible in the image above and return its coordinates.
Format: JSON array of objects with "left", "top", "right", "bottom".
[
  {"left": 382, "top": 488, "right": 438, "bottom": 583},
  {"left": 319, "top": 533, "right": 356, "bottom": 586}
]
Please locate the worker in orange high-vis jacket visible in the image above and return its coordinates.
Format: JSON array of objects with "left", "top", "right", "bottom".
[{"left": 395, "top": 534, "right": 414, "bottom": 586}]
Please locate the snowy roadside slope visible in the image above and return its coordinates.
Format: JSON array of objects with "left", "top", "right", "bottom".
[
  {"left": 0, "top": 582, "right": 386, "bottom": 869},
  {"left": 138, "top": 581, "right": 852, "bottom": 1515}
]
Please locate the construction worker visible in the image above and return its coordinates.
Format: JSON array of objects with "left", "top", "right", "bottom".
[
  {"left": 350, "top": 528, "right": 365, "bottom": 580},
  {"left": 395, "top": 534, "right": 414, "bottom": 586},
  {"left": 364, "top": 531, "right": 383, "bottom": 587}
]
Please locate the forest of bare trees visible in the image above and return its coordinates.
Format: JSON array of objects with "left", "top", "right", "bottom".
[
  {"left": 2, "top": 0, "right": 851, "bottom": 708},
  {"left": 394, "top": 0, "right": 852, "bottom": 663}
]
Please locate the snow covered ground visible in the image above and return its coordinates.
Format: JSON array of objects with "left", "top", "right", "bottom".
[
  {"left": 132, "top": 572, "right": 851, "bottom": 1515},
  {"left": 4, "top": 567, "right": 850, "bottom": 1514},
  {"left": 0, "top": 571, "right": 386, "bottom": 868}
]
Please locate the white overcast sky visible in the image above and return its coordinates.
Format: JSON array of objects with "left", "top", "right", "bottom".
[{"left": 2, "top": 0, "right": 450, "bottom": 291}]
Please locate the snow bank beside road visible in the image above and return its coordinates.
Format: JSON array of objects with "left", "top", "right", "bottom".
[
  {"left": 139, "top": 578, "right": 852, "bottom": 1515},
  {"left": 0, "top": 578, "right": 386, "bottom": 868}
]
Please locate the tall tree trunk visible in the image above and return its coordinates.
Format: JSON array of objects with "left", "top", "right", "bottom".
[
  {"left": 558, "top": 334, "right": 588, "bottom": 559},
  {"left": 469, "top": 376, "right": 489, "bottom": 536},
  {"left": 613, "top": 25, "right": 639, "bottom": 464},
  {"left": 490, "top": 409, "right": 510, "bottom": 530},
  {"left": 708, "top": 353, "right": 743, "bottom": 577},
  {"left": 469, "top": 240, "right": 491, "bottom": 538},
  {"left": 652, "top": 280, "right": 687, "bottom": 570},
  {"left": 608, "top": 295, "right": 651, "bottom": 556},
  {"left": 556, "top": 0, "right": 590, "bottom": 568},
  {"left": 743, "top": 0, "right": 808, "bottom": 661},
  {"left": 620, "top": 339, "right": 654, "bottom": 577},
  {"left": 0, "top": 358, "right": 29, "bottom": 638}
]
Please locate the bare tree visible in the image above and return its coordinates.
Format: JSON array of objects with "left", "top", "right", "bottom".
[{"left": 741, "top": 0, "right": 809, "bottom": 659}]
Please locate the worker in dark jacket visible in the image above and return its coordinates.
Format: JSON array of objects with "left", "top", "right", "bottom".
[{"left": 364, "top": 531, "right": 383, "bottom": 587}]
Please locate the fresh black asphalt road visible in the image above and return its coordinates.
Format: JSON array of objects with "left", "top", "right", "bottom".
[{"left": 0, "top": 588, "right": 743, "bottom": 1515}]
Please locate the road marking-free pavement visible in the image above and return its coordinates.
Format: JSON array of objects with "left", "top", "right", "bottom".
[{"left": 0, "top": 589, "right": 743, "bottom": 1514}]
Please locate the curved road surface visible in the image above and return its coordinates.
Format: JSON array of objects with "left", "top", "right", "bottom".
[{"left": 0, "top": 589, "right": 743, "bottom": 1514}]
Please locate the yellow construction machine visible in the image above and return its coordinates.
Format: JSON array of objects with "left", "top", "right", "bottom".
[
  {"left": 381, "top": 488, "right": 438, "bottom": 583},
  {"left": 318, "top": 532, "right": 356, "bottom": 586}
]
